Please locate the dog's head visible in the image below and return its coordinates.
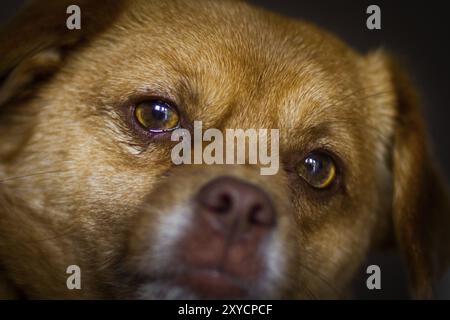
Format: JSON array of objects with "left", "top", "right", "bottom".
[{"left": 0, "top": 0, "right": 449, "bottom": 299}]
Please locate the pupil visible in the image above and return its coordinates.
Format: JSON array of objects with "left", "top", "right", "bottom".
[
  {"left": 305, "top": 157, "right": 322, "bottom": 174},
  {"left": 151, "top": 104, "right": 168, "bottom": 121}
]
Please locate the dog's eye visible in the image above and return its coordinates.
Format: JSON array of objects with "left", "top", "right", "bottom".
[
  {"left": 297, "top": 152, "right": 336, "bottom": 189},
  {"left": 134, "top": 100, "right": 180, "bottom": 132}
]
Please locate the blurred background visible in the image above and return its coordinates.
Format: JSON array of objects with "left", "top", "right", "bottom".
[{"left": 1, "top": 0, "right": 449, "bottom": 299}]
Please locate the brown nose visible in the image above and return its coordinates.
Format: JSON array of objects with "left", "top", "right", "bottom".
[{"left": 196, "top": 177, "right": 276, "bottom": 239}]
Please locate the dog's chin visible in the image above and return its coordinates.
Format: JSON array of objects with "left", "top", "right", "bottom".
[{"left": 133, "top": 270, "right": 274, "bottom": 300}]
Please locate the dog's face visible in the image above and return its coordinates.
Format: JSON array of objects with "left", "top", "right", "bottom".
[{"left": 0, "top": 0, "right": 449, "bottom": 299}]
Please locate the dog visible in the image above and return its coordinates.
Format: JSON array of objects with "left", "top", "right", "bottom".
[{"left": 0, "top": 0, "right": 449, "bottom": 299}]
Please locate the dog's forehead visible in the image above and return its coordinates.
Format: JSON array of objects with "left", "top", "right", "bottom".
[
  {"left": 114, "top": 0, "right": 360, "bottom": 81},
  {"left": 85, "top": 0, "right": 367, "bottom": 133}
]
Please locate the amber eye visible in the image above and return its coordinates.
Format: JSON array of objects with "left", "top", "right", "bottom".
[
  {"left": 297, "top": 152, "right": 337, "bottom": 189},
  {"left": 134, "top": 100, "right": 180, "bottom": 132}
]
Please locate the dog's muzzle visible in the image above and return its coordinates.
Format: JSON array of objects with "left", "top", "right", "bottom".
[{"left": 126, "top": 166, "right": 289, "bottom": 299}]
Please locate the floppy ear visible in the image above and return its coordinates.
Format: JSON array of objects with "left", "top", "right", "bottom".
[
  {"left": 367, "top": 51, "right": 450, "bottom": 298},
  {"left": 0, "top": 0, "right": 125, "bottom": 105}
]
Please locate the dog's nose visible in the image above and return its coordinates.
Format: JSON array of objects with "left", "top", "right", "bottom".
[{"left": 196, "top": 177, "right": 275, "bottom": 237}]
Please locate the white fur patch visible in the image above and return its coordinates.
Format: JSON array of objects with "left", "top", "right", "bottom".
[{"left": 138, "top": 201, "right": 285, "bottom": 299}]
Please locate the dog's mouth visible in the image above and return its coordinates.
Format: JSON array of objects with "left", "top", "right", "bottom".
[
  {"left": 131, "top": 266, "right": 253, "bottom": 299},
  {"left": 173, "top": 268, "right": 247, "bottom": 299}
]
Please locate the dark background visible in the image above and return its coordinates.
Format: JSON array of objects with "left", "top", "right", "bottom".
[{"left": 1, "top": 0, "right": 449, "bottom": 299}]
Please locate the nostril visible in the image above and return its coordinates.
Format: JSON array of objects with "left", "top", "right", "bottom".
[
  {"left": 198, "top": 186, "right": 235, "bottom": 215},
  {"left": 212, "top": 193, "right": 233, "bottom": 214},
  {"left": 249, "top": 204, "right": 262, "bottom": 224},
  {"left": 248, "top": 203, "right": 275, "bottom": 226}
]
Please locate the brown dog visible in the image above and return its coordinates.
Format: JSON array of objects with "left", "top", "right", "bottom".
[{"left": 0, "top": 0, "right": 449, "bottom": 299}]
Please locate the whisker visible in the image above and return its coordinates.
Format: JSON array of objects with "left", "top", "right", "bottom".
[
  {"left": 0, "top": 169, "right": 69, "bottom": 184},
  {"left": 297, "top": 261, "right": 342, "bottom": 298}
]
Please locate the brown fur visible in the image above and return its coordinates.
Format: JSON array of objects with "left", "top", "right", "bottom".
[{"left": 0, "top": 0, "right": 448, "bottom": 299}]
